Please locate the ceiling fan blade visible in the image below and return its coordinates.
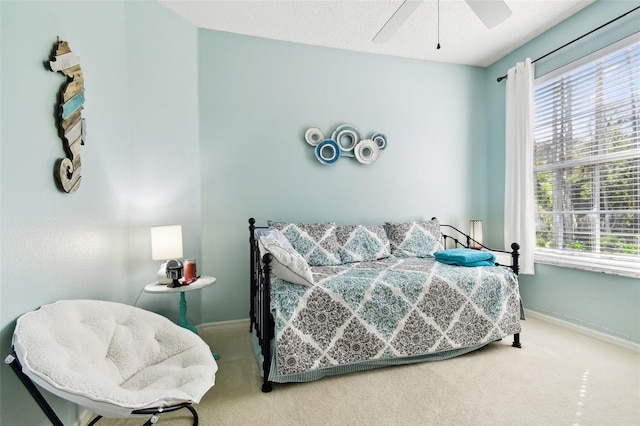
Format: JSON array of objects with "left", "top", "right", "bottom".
[
  {"left": 372, "top": 0, "right": 423, "bottom": 43},
  {"left": 465, "top": 0, "right": 512, "bottom": 28}
]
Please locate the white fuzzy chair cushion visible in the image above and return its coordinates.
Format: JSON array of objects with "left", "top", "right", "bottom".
[{"left": 12, "top": 300, "right": 217, "bottom": 418}]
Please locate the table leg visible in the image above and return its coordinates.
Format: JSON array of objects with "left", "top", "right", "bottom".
[
  {"left": 179, "top": 292, "right": 198, "bottom": 334},
  {"left": 179, "top": 292, "right": 220, "bottom": 360}
]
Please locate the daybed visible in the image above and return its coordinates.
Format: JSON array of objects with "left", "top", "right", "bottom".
[{"left": 249, "top": 218, "right": 523, "bottom": 392}]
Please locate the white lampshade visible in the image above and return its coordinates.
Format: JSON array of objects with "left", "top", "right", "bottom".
[
  {"left": 469, "top": 220, "right": 483, "bottom": 249},
  {"left": 151, "top": 225, "right": 184, "bottom": 260}
]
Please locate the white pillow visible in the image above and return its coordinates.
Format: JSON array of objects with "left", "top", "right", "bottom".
[
  {"left": 258, "top": 235, "right": 315, "bottom": 287},
  {"left": 255, "top": 227, "right": 294, "bottom": 249}
]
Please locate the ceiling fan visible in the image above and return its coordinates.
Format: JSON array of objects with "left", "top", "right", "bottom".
[{"left": 372, "top": 0, "right": 512, "bottom": 43}]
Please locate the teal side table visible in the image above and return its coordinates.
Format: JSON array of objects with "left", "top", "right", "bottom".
[{"left": 144, "top": 276, "right": 220, "bottom": 359}]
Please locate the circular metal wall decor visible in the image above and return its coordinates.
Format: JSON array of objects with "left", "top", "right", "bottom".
[
  {"left": 314, "top": 139, "right": 340, "bottom": 165},
  {"left": 353, "top": 139, "right": 379, "bottom": 165},
  {"left": 305, "top": 127, "right": 324, "bottom": 146},
  {"left": 372, "top": 133, "right": 387, "bottom": 150},
  {"left": 331, "top": 124, "right": 360, "bottom": 156},
  {"left": 305, "top": 124, "right": 387, "bottom": 166}
]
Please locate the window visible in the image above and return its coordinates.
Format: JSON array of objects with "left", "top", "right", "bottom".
[{"left": 533, "top": 34, "right": 640, "bottom": 278}]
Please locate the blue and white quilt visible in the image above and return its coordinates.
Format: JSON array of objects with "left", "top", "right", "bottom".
[{"left": 268, "top": 256, "right": 521, "bottom": 382}]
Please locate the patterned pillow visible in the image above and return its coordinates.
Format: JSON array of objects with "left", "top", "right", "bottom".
[
  {"left": 268, "top": 222, "right": 342, "bottom": 266},
  {"left": 385, "top": 219, "right": 443, "bottom": 258},
  {"left": 335, "top": 225, "right": 391, "bottom": 263},
  {"left": 258, "top": 236, "right": 314, "bottom": 286}
]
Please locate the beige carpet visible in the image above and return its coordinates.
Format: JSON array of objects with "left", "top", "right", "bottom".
[{"left": 93, "top": 316, "right": 639, "bottom": 426}]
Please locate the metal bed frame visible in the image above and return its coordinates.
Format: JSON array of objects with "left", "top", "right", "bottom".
[{"left": 248, "top": 217, "right": 522, "bottom": 393}]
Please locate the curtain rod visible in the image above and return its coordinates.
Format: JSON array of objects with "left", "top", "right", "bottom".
[{"left": 496, "top": 5, "right": 640, "bottom": 83}]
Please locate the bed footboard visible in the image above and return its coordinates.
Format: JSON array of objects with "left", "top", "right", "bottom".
[
  {"left": 439, "top": 222, "right": 520, "bottom": 274},
  {"left": 248, "top": 218, "right": 274, "bottom": 392},
  {"left": 439, "top": 221, "right": 522, "bottom": 348}
]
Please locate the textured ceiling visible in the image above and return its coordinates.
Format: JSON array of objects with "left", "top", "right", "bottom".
[{"left": 159, "top": 0, "right": 595, "bottom": 67}]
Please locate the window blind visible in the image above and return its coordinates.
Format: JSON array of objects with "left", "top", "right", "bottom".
[{"left": 533, "top": 35, "right": 640, "bottom": 278}]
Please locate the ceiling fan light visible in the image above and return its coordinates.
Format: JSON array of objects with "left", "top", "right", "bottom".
[{"left": 465, "top": 0, "right": 512, "bottom": 29}]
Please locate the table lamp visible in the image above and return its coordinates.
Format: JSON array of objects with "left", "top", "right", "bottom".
[{"left": 151, "top": 225, "right": 184, "bottom": 286}]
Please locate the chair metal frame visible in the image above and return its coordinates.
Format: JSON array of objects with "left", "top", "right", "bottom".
[{"left": 5, "top": 351, "right": 200, "bottom": 426}]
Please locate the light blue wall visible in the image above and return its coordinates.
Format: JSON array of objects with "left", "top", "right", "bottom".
[
  {"left": 197, "top": 30, "right": 489, "bottom": 322},
  {"left": 123, "top": 1, "right": 202, "bottom": 321},
  {"left": 484, "top": 0, "right": 640, "bottom": 344},
  {"left": 0, "top": 1, "right": 199, "bottom": 424},
  {"left": 1, "top": 0, "right": 638, "bottom": 425}
]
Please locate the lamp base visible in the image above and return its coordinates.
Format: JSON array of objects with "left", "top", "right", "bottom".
[{"left": 157, "top": 263, "right": 172, "bottom": 285}]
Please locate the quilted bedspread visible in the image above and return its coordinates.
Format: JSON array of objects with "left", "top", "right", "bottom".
[{"left": 269, "top": 256, "right": 521, "bottom": 382}]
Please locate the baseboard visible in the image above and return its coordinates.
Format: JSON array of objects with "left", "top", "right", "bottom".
[
  {"left": 524, "top": 309, "right": 640, "bottom": 353},
  {"left": 197, "top": 318, "right": 250, "bottom": 332}
]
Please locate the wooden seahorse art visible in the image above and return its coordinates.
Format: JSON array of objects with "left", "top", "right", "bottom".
[{"left": 48, "top": 40, "right": 85, "bottom": 193}]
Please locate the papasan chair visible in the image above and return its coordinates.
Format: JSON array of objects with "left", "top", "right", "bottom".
[{"left": 5, "top": 299, "right": 218, "bottom": 425}]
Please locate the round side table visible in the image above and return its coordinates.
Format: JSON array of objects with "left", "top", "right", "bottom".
[
  {"left": 144, "top": 276, "right": 218, "bottom": 359},
  {"left": 144, "top": 276, "right": 216, "bottom": 334}
]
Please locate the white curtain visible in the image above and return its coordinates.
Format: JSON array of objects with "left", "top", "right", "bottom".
[{"left": 504, "top": 58, "right": 535, "bottom": 275}]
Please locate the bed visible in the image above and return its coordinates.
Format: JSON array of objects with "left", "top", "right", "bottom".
[{"left": 248, "top": 218, "right": 523, "bottom": 392}]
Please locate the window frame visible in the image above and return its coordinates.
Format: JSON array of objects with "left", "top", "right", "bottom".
[{"left": 532, "top": 33, "right": 640, "bottom": 279}]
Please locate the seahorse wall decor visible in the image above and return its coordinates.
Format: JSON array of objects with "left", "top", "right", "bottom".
[{"left": 47, "top": 40, "right": 86, "bottom": 193}]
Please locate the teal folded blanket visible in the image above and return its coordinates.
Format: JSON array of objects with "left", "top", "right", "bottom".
[{"left": 434, "top": 248, "right": 496, "bottom": 267}]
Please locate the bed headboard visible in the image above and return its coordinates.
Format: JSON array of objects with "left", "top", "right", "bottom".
[{"left": 249, "top": 218, "right": 520, "bottom": 275}]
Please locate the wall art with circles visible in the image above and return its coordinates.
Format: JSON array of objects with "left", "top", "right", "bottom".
[{"left": 305, "top": 124, "right": 387, "bottom": 166}]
